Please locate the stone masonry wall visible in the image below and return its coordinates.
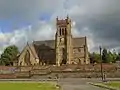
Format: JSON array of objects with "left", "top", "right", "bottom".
[{"left": 0, "top": 64, "right": 119, "bottom": 79}]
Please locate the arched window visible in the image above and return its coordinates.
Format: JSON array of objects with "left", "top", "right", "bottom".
[
  {"left": 65, "top": 28, "right": 67, "bottom": 35},
  {"left": 62, "top": 28, "right": 64, "bottom": 35},
  {"left": 59, "top": 28, "right": 61, "bottom": 36}
]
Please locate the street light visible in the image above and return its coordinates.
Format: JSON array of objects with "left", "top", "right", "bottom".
[{"left": 100, "top": 46, "right": 103, "bottom": 81}]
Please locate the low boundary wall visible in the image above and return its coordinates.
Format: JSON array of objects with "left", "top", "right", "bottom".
[{"left": 0, "top": 64, "right": 119, "bottom": 79}]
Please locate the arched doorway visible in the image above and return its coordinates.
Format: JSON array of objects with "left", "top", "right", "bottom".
[{"left": 60, "top": 48, "right": 67, "bottom": 65}]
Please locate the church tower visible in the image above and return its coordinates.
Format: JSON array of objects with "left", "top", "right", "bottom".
[{"left": 55, "top": 16, "right": 73, "bottom": 66}]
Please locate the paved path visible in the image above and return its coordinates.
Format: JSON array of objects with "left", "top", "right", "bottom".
[
  {"left": 58, "top": 78, "right": 109, "bottom": 90},
  {"left": 0, "top": 78, "right": 119, "bottom": 90}
]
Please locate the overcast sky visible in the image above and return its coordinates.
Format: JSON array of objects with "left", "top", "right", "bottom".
[{"left": 0, "top": 0, "right": 120, "bottom": 54}]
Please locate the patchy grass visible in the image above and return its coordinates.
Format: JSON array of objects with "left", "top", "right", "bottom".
[
  {"left": 0, "top": 82, "right": 58, "bottom": 90},
  {"left": 105, "top": 81, "right": 120, "bottom": 89},
  {"left": 89, "top": 81, "right": 120, "bottom": 90}
]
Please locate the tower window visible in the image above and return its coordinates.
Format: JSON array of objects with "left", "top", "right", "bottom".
[
  {"left": 59, "top": 28, "right": 67, "bottom": 36},
  {"left": 62, "top": 28, "right": 64, "bottom": 35},
  {"left": 65, "top": 28, "right": 66, "bottom": 31},
  {"left": 65, "top": 28, "right": 67, "bottom": 35},
  {"left": 59, "top": 28, "right": 61, "bottom": 36}
]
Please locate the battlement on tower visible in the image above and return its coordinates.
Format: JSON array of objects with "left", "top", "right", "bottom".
[{"left": 56, "top": 16, "right": 71, "bottom": 26}]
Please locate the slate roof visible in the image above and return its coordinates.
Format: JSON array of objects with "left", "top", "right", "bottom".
[
  {"left": 72, "top": 37, "right": 86, "bottom": 47},
  {"left": 33, "top": 37, "right": 86, "bottom": 49},
  {"left": 18, "top": 37, "right": 87, "bottom": 64},
  {"left": 33, "top": 40, "right": 55, "bottom": 49},
  {"left": 21, "top": 37, "right": 86, "bottom": 59}
]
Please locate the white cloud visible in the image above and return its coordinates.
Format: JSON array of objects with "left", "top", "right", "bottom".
[
  {"left": 0, "top": 30, "right": 6, "bottom": 42},
  {"left": 0, "top": 20, "right": 56, "bottom": 53},
  {"left": 0, "top": 0, "right": 120, "bottom": 55},
  {"left": 68, "top": 5, "right": 86, "bottom": 16},
  {"left": 0, "top": 18, "right": 95, "bottom": 54}
]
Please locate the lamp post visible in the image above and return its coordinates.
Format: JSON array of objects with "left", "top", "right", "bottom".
[{"left": 100, "top": 46, "right": 103, "bottom": 81}]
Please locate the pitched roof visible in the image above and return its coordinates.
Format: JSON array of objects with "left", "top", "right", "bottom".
[
  {"left": 32, "top": 37, "right": 87, "bottom": 49},
  {"left": 33, "top": 40, "right": 55, "bottom": 49},
  {"left": 72, "top": 37, "right": 86, "bottom": 47}
]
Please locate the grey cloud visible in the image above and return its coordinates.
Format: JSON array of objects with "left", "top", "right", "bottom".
[
  {"left": 0, "top": 0, "right": 64, "bottom": 29},
  {"left": 0, "top": 0, "right": 120, "bottom": 53},
  {"left": 68, "top": 0, "right": 120, "bottom": 52}
]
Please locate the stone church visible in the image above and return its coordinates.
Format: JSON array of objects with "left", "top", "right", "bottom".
[{"left": 17, "top": 16, "right": 90, "bottom": 66}]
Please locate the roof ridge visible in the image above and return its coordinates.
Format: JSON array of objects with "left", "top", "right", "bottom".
[
  {"left": 33, "top": 39, "right": 55, "bottom": 42},
  {"left": 73, "top": 36, "right": 86, "bottom": 39}
]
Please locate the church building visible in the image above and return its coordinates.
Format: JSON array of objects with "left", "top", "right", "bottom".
[{"left": 17, "top": 16, "right": 90, "bottom": 66}]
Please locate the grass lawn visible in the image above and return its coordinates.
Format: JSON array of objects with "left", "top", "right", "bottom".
[
  {"left": 0, "top": 82, "right": 58, "bottom": 90},
  {"left": 105, "top": 81, "right": 120, "bottom": 89}
]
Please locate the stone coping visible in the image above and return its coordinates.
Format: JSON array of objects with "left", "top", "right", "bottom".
[
  {"left": 0, "top": 79, "right": 58, "bottom": 82},
  {"left": 89, "top": 82, "right": 119, "bottom": 90}
]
